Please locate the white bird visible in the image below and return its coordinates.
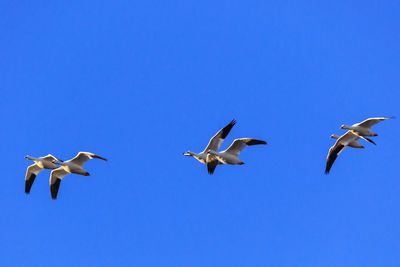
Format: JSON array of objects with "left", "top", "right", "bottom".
[
  {"left": 184, "top": 119, "right": 236, "bottom": 174},
  {"left": 207, "top": 138, "right": 267, "bottom": 168},
  {"left": 340, "top": 117, "right": 394, "bottom": 137},
  {"left": 49, "top": 152, "right": 107, "bottom": 199},
  {"left": 325, "top": 131, "right": 371, "bottom": 174},
  {"left": 24, "top": 154, "right": 62, "bottom": 194}
]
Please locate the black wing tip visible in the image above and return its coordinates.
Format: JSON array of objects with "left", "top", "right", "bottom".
[
  {"left": 207, "top": 162, "right": 217, "bottom": 175},
  {"left": 25, "top": 183, "right": 32, "bottom": 194},
  {"left": 94, "top": 155, "right": 108, "bottom": 161},
  {"left": 25, "top": 174, "right": 36, "bottom": 194},
  {"left": 365, "top": 137, "right": 377, "bottom": 145},
  {"left": 50, "top": 178, "right": 61, "bottom": 200},
  {"left": 25, "top": 184, "right": 31, "bottom": 194},
  {"left": 220, "top": 119, "right": 237, "bottom": 139},
  {"left": 207, "top": 166, "right": 215, "bottom": 175},
  {"left": 324, "top": 144, "right": 343, "bottom": 175},
  {"left": 247, "top": 139, "right": 267, "bottom": 146},
  {"left": 325, "top": 162, "right": 334, "bottom": 174}
]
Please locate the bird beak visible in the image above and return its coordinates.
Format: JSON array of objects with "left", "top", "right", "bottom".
[{"left": 183, "top": 152, "right": 190, "bottom": 156}]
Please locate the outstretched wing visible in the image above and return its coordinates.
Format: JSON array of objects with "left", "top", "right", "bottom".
[
  {"left": 49, "top": 168, "right": 70, "bottom": 200},
  {"left": 325, "top": 142, "right": 346, "bottom": 174},
  {"left": 25, "top": 164, "right": 43, "bottom": 194},
  {"left": 42, "top": 154, "right": 63, "bottom": 162},
  {"left": 203, "top": 119, "right": 236, "bottom": 153},
  {"left": 69, "top": 152, "right": 107, "bottom": 166},
  {"left": 225, "top": 138, "right": 267, "bottom": 156},
  {"left": 356, "top": 117, "right": 392, "bottom": 129}
]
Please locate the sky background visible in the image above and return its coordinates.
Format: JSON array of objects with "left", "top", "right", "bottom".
[{"left": 1, "top": 1, "right": 399, "bottom": 266}]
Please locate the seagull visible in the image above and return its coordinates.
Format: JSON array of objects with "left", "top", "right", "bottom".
[
  {"left": 325, "top": 131, "right": 371, "bottom": 174},
  {"left": 207, "top": 138, "right": 267, "bottom": 167},
  {"left": 24, "top": 154, "right": 62, "bottom": 194},
  {"left": 184, "top": 119, "right": 236, "bottom": 174},
  {"left": 340, "top": 117, "right": 394, "bottom": 137},
  {"left": 49, "top": 152, "right": 107, "bottom": 199}
]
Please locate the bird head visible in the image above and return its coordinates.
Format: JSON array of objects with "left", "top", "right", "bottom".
[{"left": 183, "top": 151, "right": 194, "bottom": 156}]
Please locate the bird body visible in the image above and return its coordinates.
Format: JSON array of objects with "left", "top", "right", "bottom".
[
  {"left": 25, "top": 155, "right": 60, "bottom": 170},
  {"left": 58, "top": 164, "right": 90, "bottom": 176},
  {"left": 208, "top": 150, "right": 245, "bottom": 165},
  {"left": 207, "top": 138, "right": 267, "bottom": 166}
]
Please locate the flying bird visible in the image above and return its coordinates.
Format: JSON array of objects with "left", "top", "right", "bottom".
[
  {"left": 24, "top": 154, "right": 62, "bottom": 194},
  {"left": 184, "top": 119, "right": 236, "bottom": 174},
  {"left": 325, "top": 131, "right": 371, "bottom": 174},
  {"left": 49, "top": 152, "right": 107, "bottom": 199},
  {"left": 207, "top": 138, "right": 267, "bottom": 168},
  {"left": 341, "top": 117, "right": 394, "bottom": 137}
]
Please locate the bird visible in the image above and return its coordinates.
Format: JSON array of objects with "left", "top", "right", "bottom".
[
  {"left": 340, "top": 117, "right": 394, "bottom": 137},
  {"left": 184, "top": 119, "right": 236, "bottom": 174},
  {"left": 49, "top": 152, "right": 107, "bottom": 199},
  {"left": 325, "top": 131, "right": 371, "bottom": 174},
  {"left": 207, "top": 138, "right": 267, "bottom": 167},
  {"left": 24, "top": 154, "right": 62, "bottom": 194}
]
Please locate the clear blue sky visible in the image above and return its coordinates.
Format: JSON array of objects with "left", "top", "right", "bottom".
[{"left": 1, "top": 1, "right": 399, "bottom": 266}]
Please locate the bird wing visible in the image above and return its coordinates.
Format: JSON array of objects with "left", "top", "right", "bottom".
[
  {"left": 358, "top": 135, "right": 377, "bottom": 145},
  {"left": 49, "top": 168, "right": 70, "bottom": 200},
  {"left": 325, "top": 142, "right": 346, "bottom": 174},
  {"left": 69, "top": 152, "right": 107, "bottom": 166},
  {"left": 42, "top": 154, "right": 63, "bottom": 162},
  {"left": 355, "top": 117, "right": 391, "bottom": 129},
  {"left": 224, "top": 138, "right": 267, "bottom": 156},
  {"left": 206, "top": 153, "right": 221, "bottom": 175},
  {"left": 25, "top": 164, "right": 43, "bottom": 194},
  {"left": 203, "top": 119, "right": 236, "bottom": 153}
]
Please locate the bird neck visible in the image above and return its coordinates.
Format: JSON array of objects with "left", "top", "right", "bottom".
[
  {"left": 25, "top": 155, "right": 37, "bottom": 161},
  {"left": 330, "top": 135, "right": 340, "bottom": 140},
  {"left": 342, "top": 125, "right": 353, "bottom": 130}
]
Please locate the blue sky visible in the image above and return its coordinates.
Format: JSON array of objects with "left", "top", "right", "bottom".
[{"left": 1, "top": 1, "right": 399, "bottom": 266}]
